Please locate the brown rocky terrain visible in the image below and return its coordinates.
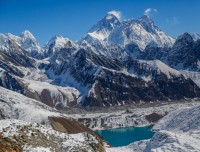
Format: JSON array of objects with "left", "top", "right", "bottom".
[
  {"left": 48, "top": 116, "right": 105, "bottom": 152},
  {"left": 0, "top": 122, "right": 106, "bottom": 152},
  {"left": 0, "top": 132, "right": 22, "bottom": 152}
]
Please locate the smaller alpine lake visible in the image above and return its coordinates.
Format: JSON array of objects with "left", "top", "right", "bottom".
[{"left": 96, "top": 125, "right": 154, "bottom": 147}]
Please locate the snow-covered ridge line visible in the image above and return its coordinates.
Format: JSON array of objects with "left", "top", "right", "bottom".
[
  {"left": 80, "top": 12, "right": 174, "bottom": 50},
  {"left": 136, "top": 60, "right": 185, "bottom": 79},
  {"left": 16, "top": 77, "right": 80, "bottom": 108},
  {"left": 0, "top": 86, "right": 66, "bottom": 126}
]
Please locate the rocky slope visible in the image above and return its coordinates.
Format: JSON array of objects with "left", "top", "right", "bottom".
[
  {"left": 0, "top": 87, "right": 105, "bottom": 151},
  {"left": 140, "top": 33, "right": 200, "bottom": 71},
  {"left": 17, "top": 78, "right": 80, "bottom": 109},
  {"left": 45, "top": 47, "right": 200, "bottom": 107},
  {"left": 0, "top": 33, "right": 81, "bottom": 108},
  {"left": 0, "top": 119, "right": 105, "bottom": 152},
  {"left": 143, "top": 103, "right": 200, "bottom": 152}
]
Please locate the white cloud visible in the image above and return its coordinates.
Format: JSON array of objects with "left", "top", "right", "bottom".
[
  {"left": 108, "top": 10, "right": 122, "bottom": 20},
  {"left": 144, "top": 8, "right": 157, "bottom": 17}
]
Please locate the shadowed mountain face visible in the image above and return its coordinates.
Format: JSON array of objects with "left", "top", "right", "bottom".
[
  {"left": 140, "top": 33, "right": 200, "bottom": 70},
  {"left": 0, "top": 12, "right": 200, "bottom": 108},
  {"left": 45, "top": 47, "right": 200, "bottom": 107}
]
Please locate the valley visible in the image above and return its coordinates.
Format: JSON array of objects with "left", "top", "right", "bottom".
[
  {"left": 0, "top": 10, "right": 200, "bottom": 152},
  {"left": 67, "top": 100, "right": 200, "bottom": 130}
]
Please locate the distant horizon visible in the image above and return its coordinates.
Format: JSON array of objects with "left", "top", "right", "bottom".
[{"left": 0, "top": 0, "right": 199, "bottom": 44}]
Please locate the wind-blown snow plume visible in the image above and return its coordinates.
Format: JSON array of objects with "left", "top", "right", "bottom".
[
  {"left": 108, "top": 10, "right": 122, "bottom": 20},
  {"left": 144, "top": 8, "right": 157, "bottom": 17}
]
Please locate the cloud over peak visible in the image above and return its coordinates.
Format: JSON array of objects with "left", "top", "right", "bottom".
[
  {"left": 108, "top": 10, "right": 122, "bottom": 20},
  {"left": 144, "top": 8, "right": 157, "bottom": 17}
]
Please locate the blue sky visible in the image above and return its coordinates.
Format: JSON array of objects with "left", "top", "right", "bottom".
[{"left": 0, "top": 0, "right": 199, "bottom": 44}]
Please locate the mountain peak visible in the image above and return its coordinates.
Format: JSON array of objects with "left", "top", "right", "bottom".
[
  {"left": 140, "top": 14, "right": 150, "bottom": 20},
  {"left": 81, "top": 11, "right": 121, "bottom": 43},
  {"left": 45, "top": 35, "right": 75, "bottom": 55},
  {"left": 48, "top": 34, "right": 69, "bottom": 45},
  {"left": 19, "top": 30, "right": 44, "bottom": 58},
  {"left": 173, "top": 32, "right": 193, "bottom": 49},
  {"left": 20, "top": 30, "right": 35, "bottom": 39},
  {"left": 192, "top": 33, "right": 200, "bottom": 41},
  {"left": 176, "top": 33, "right": 193, "bottom": 43},
  {"left": 138, "top": 15, "right": 155, "bottom": 26},
  {"left": 108, "top": 14, "right": 174, "bottom": 50},
  {"left": 106, "top": 10, "right": 121, "bottom": 20}
]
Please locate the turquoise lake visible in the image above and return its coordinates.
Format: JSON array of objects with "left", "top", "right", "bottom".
[{"left": 96, "top": 125, "right": 154, "bottom": 147}]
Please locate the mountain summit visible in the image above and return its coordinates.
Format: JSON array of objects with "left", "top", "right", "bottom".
[
  {"left": 80, "top": 11, "right": 121, "bottom": 44},
  {"left": 20, "top": 30, "right": 35, "bottom": 39},
  {"left": 80, "top": 11, "right": 174, "bottom": 50},
  {"left": 108, "top": 15, "right": 174, "bottom": 50},
  {"left": 20, "top": 30, "right": 44, "bottom": 58},
  {"left": 44, "top": 34, "right": 77, "bottom": 56}
]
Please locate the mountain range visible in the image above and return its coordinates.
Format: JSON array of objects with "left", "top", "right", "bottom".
[{"left": 0, "top": 11, "right": 200, "bottom": 109}]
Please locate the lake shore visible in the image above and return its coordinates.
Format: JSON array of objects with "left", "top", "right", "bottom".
[{"left": 66, "top": 100, "right": 200, "bottom": 130}]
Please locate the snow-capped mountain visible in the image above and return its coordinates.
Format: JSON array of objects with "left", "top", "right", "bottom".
[
  {"left": 0, "top": 33, "right": 35, "bottom": 74},
  {"left": 20, "top": 30, "right": 45, "bottom": 58},
  {"left": 0, "top": 30, "right": 44, "bottom": 59},
  {"left": 0, "top": 33, "right": 22, "bottom": 53},
  {"left": 0, "top": 33, "right": 80, "bottom": 109},
  {"left": 192, "top": 33, "right": 200, "bottom": 41},
  {"left": 44, "top": 34, "right": 77, "bottom": 57},
  {"left": 141, "top": 33, "right": 200, "bottom": 71},
  {"left": 167, "top": 32, "right": 197, "bottom": 69},
  {"left": 44, "top": 46, "right": 200, "bottom": 107},
  {"left": 2, "top": 10, "right": 200, "bottom": 152},
  {"left": 80, "top": 12, "right": 174, "bottom": 51},
  {"left": 0, "top": 11, "right": 200, "bottom": 108},
  {"left": 80, "top": 11, "right": 121, "bottom": 44},
  {"left": 108, "top": 15, "right": 174, "bottom": 50}
]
